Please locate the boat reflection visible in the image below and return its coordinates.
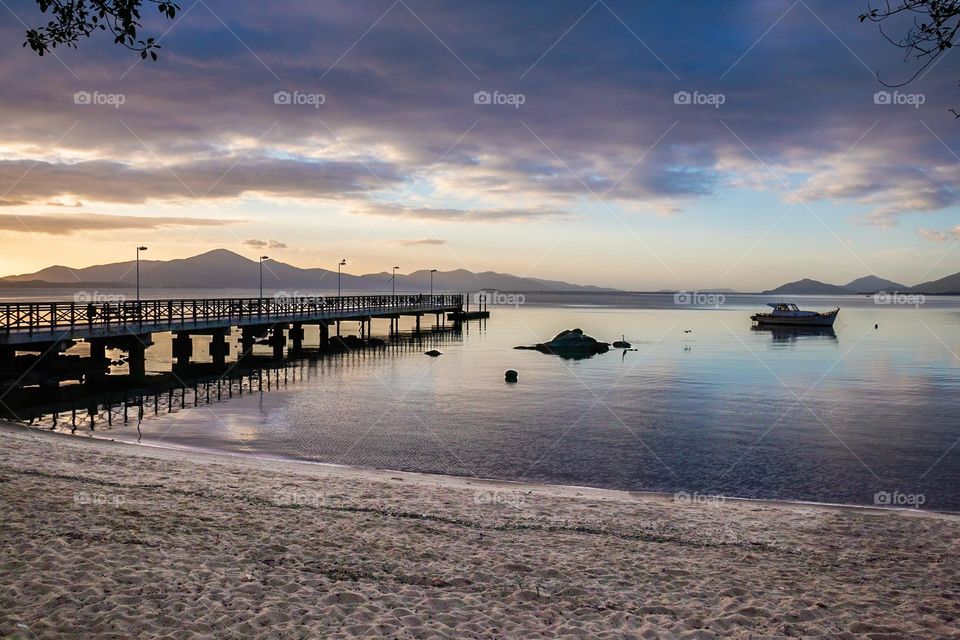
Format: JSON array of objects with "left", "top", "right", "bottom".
[{"left": 751, "top": 324, "right": 838, "bottom": 344}]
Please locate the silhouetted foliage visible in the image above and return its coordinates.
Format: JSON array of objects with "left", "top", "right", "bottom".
[{"left": 24, "top": 0, "right": 179, "bottom": 60}]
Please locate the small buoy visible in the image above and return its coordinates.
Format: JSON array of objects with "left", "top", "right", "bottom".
[
  {"left": 683, "top": 330, "right": 692, "bottom": 334},
  {"left": 424, "top": 350, "right": 442, "bottom": 357},
  {"left": 875, "top": 324, "right": 879, "bottom": 329},
  {"left": 504, "top": 369, "right": 518, "bottom": 382}
]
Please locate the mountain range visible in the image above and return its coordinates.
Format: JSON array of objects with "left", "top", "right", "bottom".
[
  {"left": 2, "top": 249, "right": 958, "bottom": 294},
  {"left": 0, "top": 249, "right": 614, "bottom": 293},
  {"left": 761, "top": 274, "right": 960, "bottom": 295}
]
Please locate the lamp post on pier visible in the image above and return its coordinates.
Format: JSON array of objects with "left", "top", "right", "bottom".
[
  {"left": 136, "top": 246, "right": 148, "bottom": 303},
  {"left": 430, "top": 269, "right": 437, "bottom": 296},
  {"left": 259, "top": 255, "right": 269, "bottom": 299},
  {"left": 337, "top": 258, "right": 346, "bottom": 297},
  {"left": 392, "top": 266, "right": 399, "bottom": 296}
]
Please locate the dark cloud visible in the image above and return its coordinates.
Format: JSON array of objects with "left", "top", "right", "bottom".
[
  {"left": 0, "top": 213, "right": 240, "bottom": 235},
  {"left": 1, "top": 0, "right": 958, "bottom": 222}
]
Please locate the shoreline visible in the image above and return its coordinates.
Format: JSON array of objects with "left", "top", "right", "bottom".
[
  {"left": 3, "top": 422, "right": 959, "bottom": 638},
  {"left": 5, "top": 421, "right": 956, "bottom": 520}
]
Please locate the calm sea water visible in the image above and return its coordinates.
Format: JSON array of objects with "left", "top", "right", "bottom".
[{"left": 7, "top": 290, "right": 960, "bottom": 511}]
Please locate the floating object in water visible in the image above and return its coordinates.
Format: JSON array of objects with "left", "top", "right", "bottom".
[
  {"left": 612, "top": 335, "right": 631, "bottom": 348},
  {"left": 751, "top": 303, "right": 839, "bottom": 327},
  {"left": 424, "top": 350, "right": 442, "bottom": 357},
  {"left": 504, "top": 369, "right": 518, "bottom": 382},
  {"left": 875, "top": 324, "right": 879, "bottom": 329},
  {"left": 683, "top": 330, "right": 692, "bottom": 334}
]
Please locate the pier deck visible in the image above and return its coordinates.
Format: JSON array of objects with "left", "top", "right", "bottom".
[{"left": 0, "top": 294, "right": 463, "bottom": 346}]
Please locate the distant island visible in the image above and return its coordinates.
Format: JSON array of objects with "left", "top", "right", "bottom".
[{"left": 761, "top": 273, "right": 960, "bottom": 295}]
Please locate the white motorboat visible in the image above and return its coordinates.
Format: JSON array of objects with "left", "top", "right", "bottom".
[{"left": 751, "top": 303, "right": 839, "bottom": 327}]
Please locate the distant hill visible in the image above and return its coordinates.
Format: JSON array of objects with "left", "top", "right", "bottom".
[
  {"left": 763, "top": 275, "right": 909, "bottom": 295},
  {"left": 909, "top": 271, "right": 960, "bottom": 294},
  {"left": 0, "top": 249, "right": 616, "bottom": 293},
  {"left": 762, "top": 278, "right": 852, "bottom": 295}
]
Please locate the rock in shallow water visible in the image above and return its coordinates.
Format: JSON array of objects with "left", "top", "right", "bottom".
[{"left": 514, "top": 328, "right": 609, "bottom": 359}]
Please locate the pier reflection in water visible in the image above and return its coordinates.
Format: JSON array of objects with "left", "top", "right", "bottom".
[{"left": 2, "top": 322, "right": 471, "bottom": 437}]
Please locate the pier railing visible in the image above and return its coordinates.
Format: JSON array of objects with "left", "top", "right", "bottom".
[{"left": 0, "top": 294, "right": 463, "bottom": 339}]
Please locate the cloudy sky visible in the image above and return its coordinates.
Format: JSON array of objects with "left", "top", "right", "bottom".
[{"left": 1, "top": 0, "right": 959, "bottom": 289}]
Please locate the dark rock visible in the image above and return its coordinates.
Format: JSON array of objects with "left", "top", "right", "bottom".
[
  {"left": 515, "top": 328, "right": 610, "bottom": 360},
  {"left": 424, "top": 350, "right": 442, "bottom": 357}
]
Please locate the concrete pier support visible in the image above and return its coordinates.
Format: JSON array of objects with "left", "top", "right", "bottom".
[
  {"left": 127, "top": 339, "right": 146, "bottom": 378},
  {"left": 240, "top": 327, "right": 257, "bottom": 360},
  {"left": 289, "top": 323, "right": 304, "bottom": 354},
  {"left": 89, "top": 339, "right": 107, "bottom": 363},
  {"left": 415, "top": 314, "right": 421, "bottom": 334},
  {"left": 269, "top": 325, "right": 287, "bottom": 360},
  {"left": 209, "top": 330, "right": 228, "bottom": 366},
  {"left": 319, "top": 322, "right": 330, "bottom": 348},
  {"left": 172, "top": 332, "right": 193, "bottom": 366},
  {"left": 0, "top": 346, "right": 16, "bottom": 374}
]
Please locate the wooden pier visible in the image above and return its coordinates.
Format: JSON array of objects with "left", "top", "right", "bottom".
[{"left": 0, "top": 294, "right": 464, "bottom": 381}]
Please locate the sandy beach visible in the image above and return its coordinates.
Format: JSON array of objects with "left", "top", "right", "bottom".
[{"left": 1, "top": 423, "right": 958, "bottom": 639}]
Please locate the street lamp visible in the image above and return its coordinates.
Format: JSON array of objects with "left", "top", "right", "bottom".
[
  {"left": 392, "top": 266, "right": 399, "bottom": 296},
  {"left": 259, "top": 255, "right": 269, "bottom": 298},
  {"left": 430, "top": 269, "right": 437, "bottom": 296},
  {"left": 337, "top": 258, "right": 346, "bottom": 298},
  {"left": 136, "top": 246, "right": 148, "bottom": 303}
]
